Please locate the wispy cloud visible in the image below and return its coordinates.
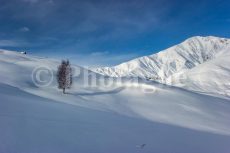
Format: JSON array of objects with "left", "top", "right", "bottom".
[
  {"left": 0, "top": 39, "right": 29, "bottom": 47},
  {"left": 22, "top": 0, "right": 39, "bottom": 4},
  {"left": 19, "top": 27, "right": 30, "bottom": 32},
  {"left": 45, "top": 50, "right": 139, "bottom": 68},
  {"left": 22, "top": 0, "right": 54, "bottom": 4},
  {"left": 75, "top": 53, "right": 139, "bottom": 68},
  {"left": 90, "top": 51, "right": 109, "bottom": 56}
]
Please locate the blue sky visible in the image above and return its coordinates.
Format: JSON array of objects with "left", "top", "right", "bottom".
[{"left": 0, "top": 0, "right": 230, "bottom": 67}]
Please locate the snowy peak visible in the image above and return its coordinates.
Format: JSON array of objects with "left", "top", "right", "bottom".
[{"left": 95, "top": 36, "right": 230, "bottom": 82}]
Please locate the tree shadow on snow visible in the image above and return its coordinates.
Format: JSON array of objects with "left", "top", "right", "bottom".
[{"left": 69, "top": 87, "right": 125, "bottom": 96}]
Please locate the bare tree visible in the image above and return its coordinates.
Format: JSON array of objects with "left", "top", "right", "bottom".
[{"left": 57, "top": 60, "right": 72, "bottom": 94}]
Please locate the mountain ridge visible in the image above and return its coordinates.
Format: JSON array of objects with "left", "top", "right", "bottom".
[
  {"left": 93, "top": 36, "right": 230, "bottom": 96},
  {"left": 95, "top": 36, "right": 230, "bottom": 80}
]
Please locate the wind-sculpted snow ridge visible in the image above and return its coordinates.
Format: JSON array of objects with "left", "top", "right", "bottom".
[{"left": 94, "top": 36, "right": 230, "bottom": 96}]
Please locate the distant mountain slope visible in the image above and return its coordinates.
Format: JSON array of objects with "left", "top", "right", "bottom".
[
  {"left": 94, "top": 36, "right": 230, "bottom": 96},
  {"left": 168, "top": 47, "right": 230, "bottom": 96}
]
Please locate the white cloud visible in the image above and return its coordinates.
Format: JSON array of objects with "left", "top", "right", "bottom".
[
  {"left": 48, "top": 52, "right": 139, "bottom": 68},
  {"left": 77, "top": 53, "right": 139, "bottom": 69},
  {"left": 23, "top": 0, "right": 39, "bottom": 3},
  {"left": 90, "top": 51, "right": 109, "bottom": 56},
  {"left": 41, "top": 49, "right": 139, "bottom": 68},
  {"left": 22, "top": 0, "right": 54, "bottom": 4},
  {"left": 0, "top": 40, "right": 29, "bottom": 47},
  {"left": 19, "top": 27, "right": 30, "bottom": 32},
  {"left": 47, "top": 0, "right": 54, "bottom": 4}
]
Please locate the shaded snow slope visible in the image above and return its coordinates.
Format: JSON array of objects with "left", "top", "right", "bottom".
[
  {"left": 94, "top": 36, "right": 230, "bottom": 96},
  {"left": 0, "top": 50, "right": 230, "bottom": 153},
  {"left": 1, "top": 83, "right": 230, "bottom": 153},
  {"left": 168, "top": 48, "right": 230, "bottom": 96}
]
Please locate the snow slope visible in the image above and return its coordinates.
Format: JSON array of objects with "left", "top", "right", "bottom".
[
  {"left": 2, "top": 83, "right": 230, "bottom": 153},
  {"left": 0, "top": 50, "right": 230, "bottom": 153},
  {"left": 94, "top": 36, "right": 230, "bottom": 96},
  {"left": 168, "top": 47, "right": 230, "bottom": 96}
]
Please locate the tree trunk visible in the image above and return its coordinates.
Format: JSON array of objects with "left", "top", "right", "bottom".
[{"left": 63, "top": 88, "right": 65, "bottom": 94}]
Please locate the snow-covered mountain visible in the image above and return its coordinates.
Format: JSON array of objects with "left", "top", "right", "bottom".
[
  {"left": 1, "top": 49, "right": 230, "bottom": 153},
  {"left": 94, "top": 36, "right": 230, "bottom": 96},
  {"left": 168, "top": 48, "right": 230, "bottom": 96}
]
